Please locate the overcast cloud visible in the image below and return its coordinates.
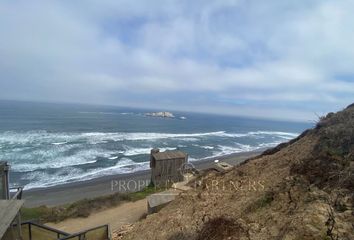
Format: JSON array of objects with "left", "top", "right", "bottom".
[{"left": 1, "top": 0, "right": 354, "bottom": 121}]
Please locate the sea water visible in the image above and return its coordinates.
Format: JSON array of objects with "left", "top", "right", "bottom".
[{"left": 0, "top": 100, "right": 312, "bottom": 189}]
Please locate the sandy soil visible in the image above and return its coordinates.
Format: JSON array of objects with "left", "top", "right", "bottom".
[{"left": 47, "top": 199, "right": 147, "bottom": 233}]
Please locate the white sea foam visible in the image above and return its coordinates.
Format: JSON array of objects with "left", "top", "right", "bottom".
[
  {"left": 192, "top": 144, "right": 215, "bottom": 149},
  {"left": 123, "top": 146, "right": 177, "bottom": 156},
  {"left": 0, "top": 130, "right": 299, "bottom": 146},
  {"left": 175, "top": 137, "right": 199, "bottom": 142},
  {"left": 200, "top": 145, "right": 215, "bottom": 150},
  {"left": 213, "top": 144, "right": 252, "bottom": 157},
  {"left": 249, "top": 131, "right": 299, "bottom": 137},
  {"left": 217, "top": 131, "right": 299, "bottom": 139},
  {"left": 22, "top": 158, "right": 150, "bottom": 189},
  {"left": 208, "top": 141, "right": 282, "bottom": 159},
  {"left": 11, "top": 148, "right": 113, "bottom": 172},
  {"left": 257, "top": 141, "right": 283, "bottom": 148},
  {"left": 52, "top": 141, "right": 67, "bottom": 145},
  {"left": 79, "top": 131, "right": 227, "bottom": 142},
  {"left": 122, "top": 147, "right": 152, "bottom": 156}
]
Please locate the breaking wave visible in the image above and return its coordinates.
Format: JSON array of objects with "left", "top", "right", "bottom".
[
  {"left": 0, "top": 130, "right": 298, "bottom": 145},
  {"left": 0, "top": 129, "right": 299, "bottom": 189},
  {"left": 22, "top": 158, "right": 150, "bottom": 189},
  {"left": 10, "top": 148, "right": 114, "bottom": 172}
]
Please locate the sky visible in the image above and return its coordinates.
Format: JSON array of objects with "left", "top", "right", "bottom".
[{"left": 1, "top": 0, "right": 354, "bottom": 122}]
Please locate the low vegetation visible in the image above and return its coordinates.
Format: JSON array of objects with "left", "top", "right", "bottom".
[
  {"left": 245, "top": 190, "right": 274, "bottom": 213},
  {"left": 291, "top": 105, "right": 354, "bottom": 194},
  {"left": 22, "top": 186, "right": 159, "bottom": 223}
]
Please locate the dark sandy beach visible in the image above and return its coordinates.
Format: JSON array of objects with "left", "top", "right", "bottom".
[{"left": 23, "top": 150, "right": 262, "bottom": 207}]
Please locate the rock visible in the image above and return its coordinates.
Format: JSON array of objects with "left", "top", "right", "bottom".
[
  {"left": 147, "top": 190, "right": 180, "bottom": 214},
  {"left": 112, "top": 224, "right": 134, "bottom": 240},
  {"left": 145, "top": 111, "right": 175, "bottom": 118}
]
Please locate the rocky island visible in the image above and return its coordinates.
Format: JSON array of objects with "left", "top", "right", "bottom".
[{"left": 145, "top": 111, "right": 175, "bottom": 118}]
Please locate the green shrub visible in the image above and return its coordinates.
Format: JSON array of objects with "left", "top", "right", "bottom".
[{"left": 245, "top": 191, "right": 274, "bottom": 213}]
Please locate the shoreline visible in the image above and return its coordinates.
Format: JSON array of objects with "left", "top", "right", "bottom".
[{"left": 23, "top": 150, "right": 263, "bottom": 207}]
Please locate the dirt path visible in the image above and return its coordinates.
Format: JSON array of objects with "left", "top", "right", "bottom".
[{"left": 47, "top": 199, "right": 146, "bottom": 233}]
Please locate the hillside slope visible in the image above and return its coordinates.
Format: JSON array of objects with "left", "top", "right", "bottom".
[{"left": 120, "top": 104, "right": 354, "bottom": 240}]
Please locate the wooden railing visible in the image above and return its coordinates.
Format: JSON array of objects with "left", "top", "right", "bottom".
[
  {"left": 59, "top": 224, "right": 110, "bottom": 240},
  {"left": 20, "top": 221, "right": 70, "bottom": 240},
  {"left": 17, "top": 222, "right": 110, "bottom": 240},
  {"left": 10, "top": 187, "right": 23, "bottom": 200}
]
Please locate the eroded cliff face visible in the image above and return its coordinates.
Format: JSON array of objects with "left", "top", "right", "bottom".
[{"left": 119, "top": 105, "right": 354, "bottom": 240}]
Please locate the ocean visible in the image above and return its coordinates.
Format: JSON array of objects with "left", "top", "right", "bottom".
[{"left": 0, "top": 100, "right": 312, "bottom": 190}]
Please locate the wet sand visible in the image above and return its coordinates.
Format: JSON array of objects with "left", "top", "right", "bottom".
[{"left": 23, "top": 150, "right": 262, "bottom": 207}]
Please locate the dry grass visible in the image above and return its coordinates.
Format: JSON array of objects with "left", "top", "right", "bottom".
[
  {"left": 291, "top": 104, "right": 354, "bottom": 193},
  {"left": 196, "top": 217, "right": 248, "bottom": 240}
]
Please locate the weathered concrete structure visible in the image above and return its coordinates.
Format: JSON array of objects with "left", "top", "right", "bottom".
[
  {"left": 147, "top": 190, "right": 179, "bottom": 214},
  {"left": 150, "top": 149, "right": 188, "bottom": 187},
  {"left": 147, "top": 177, "right": 195, "bottom": 214},
  {"left": 213, "top": 161, "right": 233, "bottom": 173}
]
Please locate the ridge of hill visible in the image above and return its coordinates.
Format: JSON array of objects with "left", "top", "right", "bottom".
[{"left": 120, "top": 104, "right": 354, "bottom": 240}]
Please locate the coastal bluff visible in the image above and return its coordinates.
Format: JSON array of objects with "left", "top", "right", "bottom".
[{"left": 118, "top": 104, "right": 354, "bottom": 240}]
